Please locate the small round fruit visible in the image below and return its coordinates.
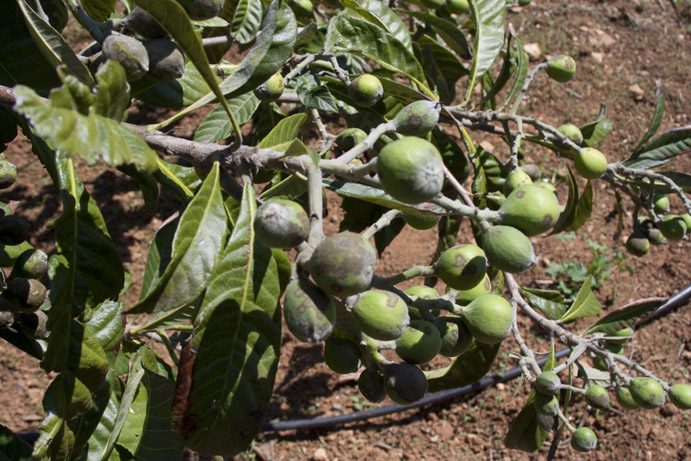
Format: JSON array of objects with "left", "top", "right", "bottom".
[
  {"left": 395, "top": 320, "right": 442, "bottom": 364},
  {"left": 616, "top": 387, "right": 640, "bottom": 409},
  {"left": 435, "top": 244, "right": 487, "bottom": 291},
  {"left": 629, "top": 377, "right": 665, "bottom": 409},
  {"left": 176, "top": 0, "right": 224, "bottom": 20},
  {"left": 6, "top": 278, "right": 46, "bottom": 312},
  {"left": 283, "top": 278, "right": 336, "bottom": 343},
  {"left": 0, "top": 215, "right": 31, "bottom": 245},
  {"left": 353, "top": 289, "right": 410, "bottom": 341},
  {"left": 658, "top": 214, "right": 687, "bottom": 241},
  {"left": 309, "top": 232, "right": 376, "bottom": 297},
  {"left": 534, "top": 393, "right": 559, "bottom": 416},
  {"left": 376, "top": 137, "right": 445, "bottom": 205},
  {"left": 520, "top": 164, "right": 542, "bottom": 181},
  {"left": 102, "top": 34, "right": 150, "bottom": 82},
  {"left": 143, "top": 39, "right": 185, "bottom": 82},
  {"left": 290, "top": 0, "right": 314, "bottom": 17},
  {"left": 500, "top": 184, "right": 560, "bottom": 236},
  {"left": 606, "top": 327, "right": 633, "bottom": 346},
  {"left": 406, "top": 285, "right": 440, "bottom": 319},
  {"left": 571, "top": 427, "right": 597, "bottom": 453},
  {"left": 535, "top": 371, "right": 561, "bottom": 396},
  {"left": 446, "top": 0, "right": 469, "bottom": 14},
  {"left": 358, "top": 368, "right": 386, "bottom": 403},
  {"left": 453, "top": 273, "right": 492, "bottom": 305},
  {"left": 556, "top": 123, "right": 583, "bottom": 147},
  {"left": 645, "top": 227, "right": 665, "bottom": 245},
  {"left": 546, "top": 55, "right": 576, "bottom": 83},
  {"left": 481, "top": 225, "right": 536, "bottom": 273},
  {"left": 254, "top": 73, "right": 285, "bottom": 102},
  {"left": 324, "top": 336, "right": 361, "bottom": 374},
  {"left": 680, "top": 213, "right": 691, "bottom": 231},
  {"left": 436, "top": 316, "right": 473, "bottom": 357},
  {"left": 335, "top": 128, "right": 367, "bottom": 152},
  {"left": 392, "top": 100, "right": 441, "bottom": 137},
  {"left": 11, "top": 249, "right": 48, "bottom": 279},
  {"left": 653, "top": 194, "right": 670, "bottom": 214},
  {"left": 574, "top": 147, "right": 608, "bottom": 180},
  {"left": 403, "top": 213, "right": 442, "bottom": 230},
  {"left": 461, "top": 294, "right": 513, "bottom": 344},
  {"left": 124, "top": 6, "right": 167, "bottom": 38},
  {"left": 0, "top": 159, "right": 17, "bottom": 189},
  {"left": 349, "top": 74, "right": 384, "bottom": 108},
  {"left": 382, "top": 362, "right": 428, "bottom": 404},
  {"left": 585, "top": 385, "right": 610, "bottom": 409},
  {"left": 502, "top": 168, "right": 533, "bottom": 196},
  {"left": 626, "top": 233, "right": 650, "bottom": 257},
  {"left": 669, "top": 383, "right": 691, "bottom": 410},
  {"left": 254, "top": 199, "right": 309, "bottom": 249}
]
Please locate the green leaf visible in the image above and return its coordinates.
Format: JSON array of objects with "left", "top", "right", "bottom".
[
  {"left": 560, "top": 276, "right": 602, "bottom": 323},
  {"left": 622, "top": 126, "right": 691, "bottom": 170},
  {"left": 93, "top": 60, "right": 131, "bottom": 121},
  {"left": 586, "top": 298, "right": 665, "bottom": 336},
  {"left": 324, "top": 179, "right": 430, "bottom": 214},
  {"left": 0, "top": 324, "right": 43, "bottom": 359},
  {"left": 519, "top": 287, "right": 568, "bottom": 321},
  {"left": 659, "top": 171, "right": 691, "bottom": 192},
  {"left": 139, "top": 216, "right": 178, "bottom": 302},
  {"left": 296, "top": 74, "right": 339, "bottom": 113},
  {"left": 134, "top": 62, "right": 216, "bottom": 109},
  {"left": 404, "top": 11, "right": 471, "bottom": 60},
  {"left": 633, "top": 80, "right": 665, "bottom": 154},
  {"left": 172, "top": 183, "right": 282, "bottom": 457},
  {"left": 83, "top": 376, "right": 121, "bottom": 460},
  {"left": 565, "top": 179, "right": 592, "bottom": 232},
  {"left": 463, "top": 0, "right": 506, "bottom": 104},
  {"left": 0, "top": 424, "right": 33, "bottom": 461},
  {"left": 226, "top": 0, "right": 264, "bottom": 45},
  {"left": 580, "top": 113, "right": 614, "bottom": 147},
  {"left": 550, "top": 163, "right": 579, "bottom": 235},
  {"left": 504, "top": 392, "right": 550, "bottom": 451},
  {"left": 194, "top": 92, "right": 261, "bottom": 142},
  {"left": 257, "top": 113, "right": 309, "bottom": 149},
  {"left": 69, "top": 375, "right": 112, "bottom": 458},
  {"left": 426, "top": 342, "right": 501, "bottom": 392},
  {"left": 343, "top": 0, "right": 412, "bottom": 50},
  {"left": 414, "top": 35, "right": 467, "bottom": 103},
  {"left": 81, "top": 0, "right": 116, "bottom": 21},
  {"left": 87, "top": 300, "right": 125, "bottom": 352},
  {"left": 378, "top": 77, "right": 427, "bottom": 105},
  {"left": 503, "top": 36, "right": 528, "bottom": 110}
]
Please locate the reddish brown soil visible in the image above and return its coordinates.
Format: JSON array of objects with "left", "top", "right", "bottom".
[{"left": 2, "top": 0, "right": 691, "bottom": 459}]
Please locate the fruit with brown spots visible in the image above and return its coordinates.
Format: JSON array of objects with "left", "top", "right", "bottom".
[{"left": 309, "top": 232, "right": 376, "bottom": 297}]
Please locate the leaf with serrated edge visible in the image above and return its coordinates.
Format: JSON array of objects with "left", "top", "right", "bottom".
[
  {"left": 404, "top": 10, "right": 471, "bottom": 60},
  {"left": 229, "top": 0, "right": 264, "bottom": 45},
  {"left": 195, "top": 92, "right": 261, "bottom": 143},
  {"left": 560, "top": 276, "right": 602, "bottom": 323},
  {"left": 426, "top": 342, "right": 501, "bottom": 392}
]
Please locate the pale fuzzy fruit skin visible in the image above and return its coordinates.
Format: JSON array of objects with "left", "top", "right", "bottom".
[
  {"left": 102, "top": 35, "right": 149, "bottom": 81},
  {"left": 358, "top": 368, "right": 386, "bottom": 402},
  {"left": 436, "top": 316, "right": 473, "bottom": 357},
  {"left": 382, "top": 362, "right": 428, "bottom": 404},
  {"left": 461, "top": 294, "right": 513, "bottom": 344},
  {"left": 571, "top": 427, "right": 597, "bottom": 453},
  {"left": 616, "top": 387, "right": 640, "bottom": 409},
  {"left": 353, "top": 290, "right": 410, "bottom": 341},
  {"left": 658, "top": 214, "right": 687, "bottom": 241},
  {"left": 534, "top": 393, "right": 559, "bottom": 416},
  {"left": 546, "top": 55, "right": 576, "bottom": 83},
  {"left": 335, "top": 128, "right": 367, "bottom": 152},
  {"left": 349, "top": 74, "right": 384, "bottom": 108},
  {"left": 176, "top": 0, "right": 224, "bottom": 20},
  {"left": 520, "top": 163, "right": 542, "bottom": 181},
  {"left": 557, "top": 123, "right": 583, "bottom": 146},
  {"left": 535, "top": 371, "right": 561, "bottom": 396},
  {"left": 435, "top": 244, "right": 487, "bottom": 290},
  {"left": 481, "top": 225, "right": 536, "bottom": 273},
  {"left": 669, "top": 383, "right": 691, "bottom": 410},
  {"left": 11, "top": 249, "right": 48, "bottom": 279},
  {"left": 653, "top": 194, "right": 670, "bottom": 214},
  {"left": 254, "top": 73, "right": 285, "bottom": 102},
  {"left": 309, "top": 232, "right": 376, "bottom": 297},
  {"left": 629, "top": 377, "right": 665, "bottom": 409},
  {"left": 7, "top": 278, "right": 46, "bottom": 312},
  {"left": 143, "top": 39, "right": 185, "bottom": 82},
  {"left": 453, "top": 273, "right": 492, "bottom": 305},
  {"left": 403, "top": 213, "right": 441, "bottom": 230},
  {"left": 446, "top": 0, "right": 469, "bottom": 14},
  {"left": 376, "top": 137, "right": 445, "bottom": 204},
  {"left": 503, "top": 168, "right": 533, "bottom": 196},
  {"left": 124, "top": 6, "right": 167, "bottom": 38},
  {"left": 626, "top": 233, "right": 650, "bottom": 257},
  {"left": 255, "top": 199, "right": 309, "bottom": 249},
  {"left": 395, "top": 320, "right": 442, "bottom": 364},
  {"left": 500, "top": 184, "right": 560, "bottom": 236},
  {"left": 283, "top": 279, "right": 336, "bottom": 343},
  {"left": 0, "top": 159, "right": 17, "bottom": 189},
  {"left": 585, "top": 385, "right": 610, "bottom": 409},
  {"left": 393, "top": 100, "right": 441, "bottom": 137},
  {"left": 574, "top": 147, "right": 608, "bottom": 179},
  {"left": 324, "top": 337, "right": 361, "bottom": 374}
]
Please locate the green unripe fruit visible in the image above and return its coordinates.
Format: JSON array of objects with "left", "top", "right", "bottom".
[
  {"left": 353, "top": 289, "right": 410, "bottom": 341},
  {"left": 658, "top": 214, "right": 687, "bottom": 241},
  {"left": 585, "top": 385, "right": 610, "bottom": 409},
  {"left": 680, "top": 213, "right": 691, "bottom": 231},
  {"left": 629, "top": 377, "right": 665, "bottom": 409},
  {"left": 502, "top": 168, "right": 533, "bottom": 196},
  {"left": 395, "top": 320, "right": 442, "bottom": 364},
  {"left": 536, "top": 412, "right": 558, "bottom": 433},
  {"left": 436, "top": 316, "right": 473, "bottom": 357},
  {"left": 616, "top": 387, "right": 640, "bottom": 409},
  {"left": 533, "top": 181, "right": 558, "bottom": 197},
  {"left": 0, "top": 215, "right": 31, "bottom": 245},
  {"left": 500, "top": 184, "right": 560, "bottom": 236},
  {"left": 102, "top": 35, "right": 150, "bottom": 82},
  {"left": 461, "top": 294, "right": 513, "bottom": 344},
  {"left": 254, "top": 73, "right": 285, "bottom": 102},
  {"left": 175, "top": 0, "right": 224, "bottom": 20},
  {"left": 11, "top": 249, "right": 48, "bottom": 279},
  {"left": 376, "top": 137, "right": 445, "bottom": 204},
  {"left": 520, "top": 163, "right": 542, "bottom": 181},
  {"left": 669, "top": 383, "right": 691, "bottom": 410},
  {"left": 571, "top": 427, "right": 597, "bottom": 453},
  {"left": 435, "top": 244, "right": 487, "bottom": 291},
  {"left": 592, "top": 342, "right": 623, "bottom": 371},
  {"left": 446, "top": 0, "right": 469, "bottom": 14},
  {"left": 546, "top": 55, "right": 576, "bottom": 83},
  {"left": 535, "top": 371, "right": 561, "bottom": 396},
  {"left": 406, "top": 285, "right": 441, "bottom": 319},
  {"left": 626, "top": 233, "right": 650, "bottom": 257},
  {"left": 556, "top": 123, "right": 584, "bottom": 147},
  {"left": 124, "top": 6, "right": 167, "bottom": 38},
  {"left": 335, "top": 128, "right": 367, "bottom": 153},
  {"left": 309, "top": 232, "right": 376, "bottom": 297},
  {"left": 645, "top": 227, "right": 665, "bottom": 245},
  {"left": 7, "top": 278, "right": 46, "bottom": 312},
  {"left": 392, "top": 100, "right": 441, "bottom": 137},
  {"left": 481, "top": 225, "right": 536, "bottom": 273},
  {"left": 290, "top": 0, "right": 314, "bottom": 17},
  {"left": 349, "top": 74, "right": 384, "bottom": 108},
  {"left": 382, "top": 362, "right": 428, "bottom": 404},
  {"left": 607, "top": 327, "right": 633, "bottom": 346},
  {"left": 358, "top": 368, "right": 386, "bottom": 403},
  {"left": 283, "top": 278, "right": 336, "bottom": 343},
  {"left": 653, "top": 194, "right": 670, "bottom": 214},
  {"left": 255, "top": 199, "right": 310, "bottom": 249},
  {"left": 534, "top": 393, "right": 560, "bottom": 416},
  {"left": 574, "top": 147, "right": 608, "bottom": 179},
  {"left": 324, "top": 337, "right": 361, "bottom": 374},
  {"left": 453, "top": 274, "right": 492, "bottom": 305},
  {"left": 403, "top": 213, "right": 442, "bottom": 230},
  {"left": 143, "top": 39, "right": 185, "bottom": 82},
  {"left": 0, "top": 159, "right": 17, "bottom": 189}
]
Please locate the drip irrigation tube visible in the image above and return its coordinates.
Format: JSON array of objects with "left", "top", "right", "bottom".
[{"left": 636, "top": 283, "right": 691, "bottom": 328}]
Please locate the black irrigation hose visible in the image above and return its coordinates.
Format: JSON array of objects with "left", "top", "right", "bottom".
[{"left": 635, "top": 282, "right": 691, "bottom": 328}]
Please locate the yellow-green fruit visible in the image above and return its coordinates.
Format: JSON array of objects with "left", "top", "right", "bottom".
[
  {"left": 309, "top": 232, "right": 376, "bottom": 297},
  {"left": 481, "top": 225, "right": 536, "bottom": 273},
  {"left": 534, "top": 181, "right": 558, "bottom": 197},
  {"left": 629, "top": 377, "right": 665, "bottom": 409},
  {"left": 358, "top": 368, "right": 386, "bottom": 403},
  {"left": 421, "top": 0, "right": 445, "bottom": 8},
  {"left": 453, "top": 273, "right": 492, "bottom": 305},
  {"left": 124, "top": 6, "right": 167, "bottom": 38},
  {"left": 585, "top": 385, "right": 610, "bottom": 409},
  {"left": 353, "top": 290, "right": 410, "bottom": 341},
  {"left": 680, "top": 213, "right": 691, "bottom": 231},
  {"left": 176, "top": 0, "right": 224, "bottom": 20},
  {"left": 382, "top": 362, "right": 428, "bottom": 404},
  {"left": 349, "top": 74, "right": 384, "bottom": 108},
  {"left": 500, "top": 184, "right": 560, "bottom": 236},
  {"left": 503, "top": 168, "right": 533, "bottom": 196},
  {"left": 658, "top": 214, "right": 687, "bottom": 241},
  {"left": 11, "top": 249, "right": 48, "bottom": 280},
  {"left": 436, "top": 316, "right": 473, "bottom": 357},
  {"left": 335, "top": 128, "right": 367, "bottom": 152},
  {"left": 653, "top": 194, "right": 670, "bottom": 214},
  {"left": 607, "top": 327, "right": 633, "bottom": 346},
  {"left": 102, "top": 34, "right": 149, "bottom": 82},
  {"left": 283, "top": 279, "right": 336, "bottom": 343},
  {"left": 571, "top": 427, "right": 597, "bottom": 453},
  {"left": 446, "top": 0, "right": 469, "bottom": 14},
  {"left": 143, "top": 39, "right": 185, "bottom": 82},
  {"left": 435, "top": 244, "right": 487, "bottom": 290},
  {"left": 254, "top": 73, "right": 285, "bottom": 102},
  {"left": 290, "top": 0, "right": 314, "bottom": 17},
  {"left": 324, "top": 336, "right": 361, "bottom": 374},
  {"left": 0, "top": 159, "right": 17, "bottom": 189},
  {"left": 392, "top": 100, "right": 441, "bottom": 137},
  {"left": 534, "top": 393, "right": 559, "bottom": 416},
  {"left": 626, "top": 233, "right": 650, "bottom": 257},
  {"left": 557, "top": 123, "right": 584, "bottom": 147},
  {"left": 403, "top": 213, "right": 442, "bottom": 230},
  {"left": 535, "top": 371, "right": 561, "bottom": 396},
  {"left": 0, "top": 215, "right": 31, "bottom": 245},
  {"left": 7, "top": 278, "right": 46, "bottom": 313},
  {"left": 669, "top": 383, "right": 691, "bottom": 410},
  {"left": 255, "top": 199, "right": 309, "bottom": 249},
  {"left": 574, "top": 147, "right": 608, "bottom": 179},
  {"left": 376, "top": 137, "right": 445, "bottom": 204},
  {"left": 546, "top": 55, "right": 576, "bottom": 83},
  {"left": 520, "top": 163, "right": 542, "bottom": 181},
  {"left": 616, "top": 387, "right": 640, "bottom": 409},
  {"left": 395, "top": 320, "right": 442, "bottom": 364},
  {"left": 461, "top": 294, "right": 513, "bottom": 344}
]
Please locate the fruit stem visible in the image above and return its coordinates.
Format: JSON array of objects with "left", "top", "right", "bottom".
[
  {"left": 362, "top": 209, "right": 403, "bottom": 240},
  {"left": 338, "top": 121, "right": 396, "bottom": 165},
  {"left": 306, "top": 164, "right": 324, "bottom": 247},
  {"left": 510, "top": 62, "right": 548, "bottom": 115},
  {"left": 557, "top": 408, "right": 576, "bottom": 432}
]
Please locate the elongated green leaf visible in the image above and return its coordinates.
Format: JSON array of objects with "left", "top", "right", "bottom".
[
  {"left": 519, "top": 287, "right": 568, "bottom": 320},
  {"left": 87, "top": 300, "right": 125, "bottom": 352},
  {"left": 93, "top": 60, "right": 130, "bottom": 121},
  {"left": 16, "top": 0, "right": 94, "bottom": 85},
  {"left": 659, "top": 171, "right": 691, "bottom": 192},
  {"left": 194, "top": 92, "right": 261, "bottom": 142},
  {"left": 69, "top": 374, "right": 113, "bottom": 458},
  {"left": 404, "top": 11, "right": 471, "bottom": 60},
  {"left": 416, "top": 35, "right": 467, "bottom": 103},
  {"left": 580, "top": 114, "right": 613, "bottom": 147},
  {"left": 622, "top": 126, "right": 691, "bottom": 170},
  {"left": 0, "top": 324, "right": 43, "bottom": 359},
  {"left": 324, "top": 179, "right": 429, "bottom": 214},
  {"left": 463, "top": 0, "right": 506, "bottom": 103},
  {"left": 172, "top": 183, "right": 281, "bottom": 457},
  {"left": 227, "top": 0, "right": 264, "bottom": 45},
  {"left": 560, "top": 276, "right": 602, "bottom": 323},
  {"left": 84, "top": 376, "right": 122, "bottom": 461},
  {"left": 426, "top": 342, "right": 501, "bottom": 392},
  {"left": 82, "top": 0, "right": 116, "bottom": 21},
  {"left": 586, "top": 297, "right": 665, "bottom": 336},
  {"left": 343, "top": 0, "right": 412, "bottom": 50},
  {"left": 633, "top": 80, "right": 665, "bottom": 154},
  {"left": 565, "top": 179, "right": 592, "bottom": 232},
  {"left": 258, "top": 113, "right": 309, "bottom": 149},
  {"left": 296, "top": 74, "right": 339, "bottom": 112},
  {"left": 502, "top": 37, "right": 528, "bottom": 110},
  {"left": 550, "top": 163, "right": 578, "bottom": 235},
  {"left": 0, "top": 424, "right": 33, "bottom": 461},
  {"left": 134, "top": 62, "right": 215, "bottom": 109},
  {"left": 128, "top": 162, "right": 228, "bottom": 318},
  {"left": 378, "top": 77, "right": 426, "bottom": 104},
  {"left": 139, "top": 216, "right": 178, "bottom": 301}
]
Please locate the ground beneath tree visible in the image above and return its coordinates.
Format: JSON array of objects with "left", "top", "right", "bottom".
[{"left": 1, "top": 0, "right": 690, "bottom": 459}]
